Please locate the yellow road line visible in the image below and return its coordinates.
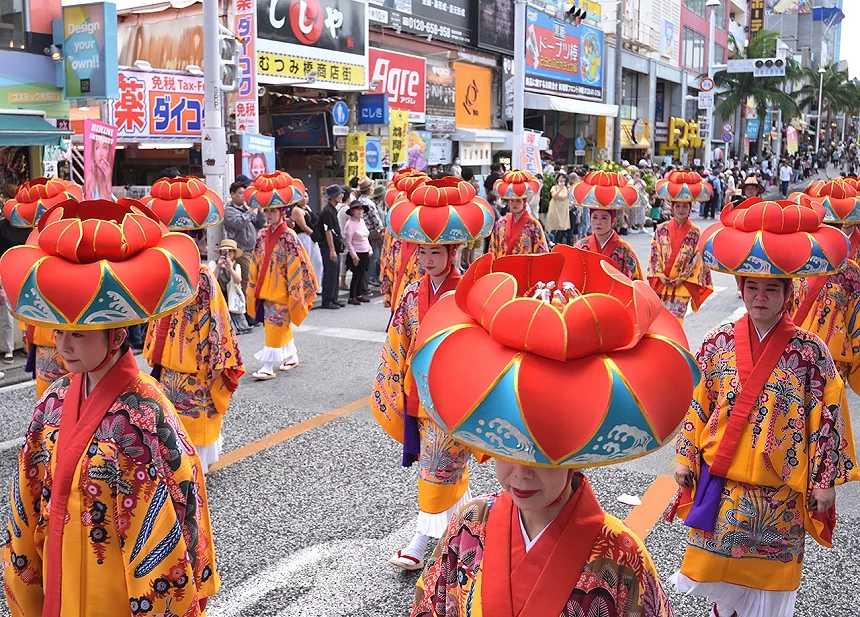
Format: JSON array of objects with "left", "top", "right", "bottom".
[{"left": 622, "top": 474, "right": 678, "bottom": 539}]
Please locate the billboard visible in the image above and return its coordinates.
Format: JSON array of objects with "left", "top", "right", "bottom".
[
  {"left": 454, "top": 62, "right": 492, "bottom": 129},
  {"left": 524, "top": 6, "right": 604, "bottom": 101},
  {"left": 83, "top": 119, "right": 117, "bottom": 200},
  {"left": 240, "top": 134, "right": 276, "bottom": 180},
  {"left": 272, "top": 113, "right": 331, "bottom": 148},
  {"left": 256, "top": 0, "right": 368, "bottom": 90},
  {"left": 368, "top": 0, "right": 471, "bottom": 46},
  {"left": 475, "top": 0, "right": 514, "bottom": 54},
  {"left": 63, "top": 2, "right": 118, "bottom": 99},
  {"left": 368, "top": 48, "right": 426, "bottom": 123},
  {"left": 109, "top": 69, "right": 204, "bottom": 141}
]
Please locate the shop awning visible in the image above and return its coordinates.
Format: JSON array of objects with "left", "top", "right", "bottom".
[
  {"left": 524, "top": 93, "right": 618, "bottom": 118},
  {"left": 0, "top": 113, "right": 70, "bottom": 147}
]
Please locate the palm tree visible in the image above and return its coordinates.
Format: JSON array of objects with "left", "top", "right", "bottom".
[
  {"left": 713, "top": 30, "right": 800, "bottom": 155},
  {"left": 797, "top": 64, "right": 852, "bottom": 144}
]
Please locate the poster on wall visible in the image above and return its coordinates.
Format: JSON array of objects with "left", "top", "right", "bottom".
[
  {"left": 110, "top": 69, "right": 204, "bottom": 141},
  {"left": 406, "top": 131, "right": 432, "bottom": 170},
  {"left": 426, "top": 61, "right": 455, "bottom": 133},
  {"left": 524, "top": 6, "right": 604, "bottom": 100},
  {"left": 256, "top": 0, "right": 368, "bottom": 90},
  {"left": 240, "top": 134, "right": 275, "bottom": 180},
  {"left": 368, "top": 0, "right": 471, "bottom": 46},
  {"left": 83, "top": 119, "right": 117, "bottom": 200},
  {"left": 63, "top": 1, "right": 119, "bottom": 99},
  {"left": 428, "top": 137, "right": 452, "bottom": 165},
  {"left": 368, "top": 48, "right": 426, "bottom": 123}
]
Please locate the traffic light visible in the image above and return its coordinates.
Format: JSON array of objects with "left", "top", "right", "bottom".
[
  {"left": 752, "top": 58, "right": 786, "bottom": 78},
  {"left": 668, "top": 117, "right": 685, "bottom": 149},
  {"left": 218, "top": 25, "right": 241, "bottom": 92}
]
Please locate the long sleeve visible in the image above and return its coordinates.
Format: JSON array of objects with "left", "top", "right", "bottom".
[
  {"left": 222, "top": 205, "right": 253, "bottom": 235},
  {"left": 647, "top": 229, "right": 663, "bottom": 278},
  {"left": 489, "top": 219, "right": 504, "bottom": 257},
  {"left": 847, "top": 285, "right": 860, "bottom": 395},
  {"left": 808, "top": 375, "right": 858, "bottom": 489},
  {"left": 675, "top": 344, "right": 712, "bottom": 475},
  {"left": 343, "top": 220, "right": 357, "bottom": 258}
]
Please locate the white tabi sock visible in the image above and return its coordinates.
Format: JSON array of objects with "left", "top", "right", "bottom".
[{"left": 403, "top": 532, "right": 430, "bottom": 559}]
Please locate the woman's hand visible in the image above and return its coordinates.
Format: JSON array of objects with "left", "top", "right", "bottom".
[
  {"left": 674, "top": 464, "right": 694, "bottom": 489},
  {"left": 351, "top": 254, "right": 359, "bottom": 266},
  {"left": 809, "top": 487, "right": 836, "bottom": 512}
]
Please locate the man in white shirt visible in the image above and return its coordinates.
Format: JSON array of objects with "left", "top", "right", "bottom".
[{"left": 779, "top": 159, "right": 793, "bottom": 197}]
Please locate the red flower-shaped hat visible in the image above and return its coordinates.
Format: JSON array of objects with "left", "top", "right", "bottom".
[
  {"left": 2, "top": 177, "right": 83, "bottom": 228},
  {"left": 699, "top": 197, "right": 849, "bottom": 278},
  {"left": 655, "top": 170, "right": 713, "bottom": 203},
  {"left": 245, "top": 171, "right": 304, "bottom": 209},
  {"left": 0, "top": 199, "right": 200, "bottom": 330},
  {"left": 387, "top": 177, "right": 495, "bottom": 244},
  {"left": 409, "top": 246, "right": 699, "bottom": 468},
  {"left": 494, "top": 170, "right": 541, "bottom": 201},
  {"left": 385, "top": 169, "right": 429, "bottom": 208},
  {"left": 142, "top": 176, "right": 224, "bottom": 230},
  {"left": 571, "top": 171, "right": 647, "bottom": 210},
  {"left": 801, "top": 179, "right": 860, "bottom": 225}
]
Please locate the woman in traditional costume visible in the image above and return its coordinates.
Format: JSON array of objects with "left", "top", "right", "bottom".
[
  {"left": 670, "top": 196, "right": 859, "bottom": 617},
  {"left": 572, "top": 170, "right": 645, "bottom": 279},
  {"left": 373, "top": 177, "right": 494, "bottom": 571},
  {"left": 244, "top": 171, "right": 318, "bottom": 380},
  {"left": 142, "top": 176, "right": 245, "bottom": 471},
  {"left": 379, "top": 168, "right": 429, "bottom": 309},
  {"left": 410, "top": 245, "right": 700, "bottom": 616},
  {"left": 2, "top": 177, "right": 82, "bottom": 396},
  {"left": 0, "top": 198, "right": 219, "bottom": 617},
  {"left": 647, "top": 170, "right": 714, "bottom": 319},
  {"left": 488, "top": 170, "right": 548, "bottom": 257}
]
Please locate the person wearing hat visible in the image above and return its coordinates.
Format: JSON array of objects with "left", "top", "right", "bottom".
[
  {"left": 343, "top": 199, "right": 372, "bottom": 305},
  {"left": 488, "top": 170, "right": 548, "bottom": 257},
  {"left": 245, "top": 172, "right": 319, "bottom": 379},
  {"left": 571, "top": 171, "right": 644, "bottom": 279},
  {"left": 731, "top": 175, "right": 764, "bottom": 206},
  {"left": 409, "top": 245, "right": 696, "bottom": 616},
  {"left": 0, "top": 198, "right": 219, "bottom": 616},
  {"left": 2, "top": 176, "right": 82, "bottom": 396},
  {"left": 319, "top": 184, "right": 346, "bottom": 308},
  {"left": 373, "top": 177, "right": 494, "bottom": 573},
  {"left": 356, "top": 177, "right": 384, "bottom": 295},
  {"left": 142, "top": 176, "right": 245, "bottom": 471},
  {"left": 213, "top": 238, "right": 251, "bottom": 334},
  {"left": 647, "top": 171, "right": 714, "bottom": 319},
  {"left": 670, "top": 197, "right": 858, "bottom": 617}
]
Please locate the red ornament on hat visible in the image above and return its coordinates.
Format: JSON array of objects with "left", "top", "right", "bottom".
[{"left": 385, "top": 170, "right": 429, "bottom": 208}]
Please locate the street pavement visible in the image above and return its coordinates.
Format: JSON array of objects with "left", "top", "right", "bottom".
[{"left": 0, "top": 214, "right": 858, "bottom": 616}]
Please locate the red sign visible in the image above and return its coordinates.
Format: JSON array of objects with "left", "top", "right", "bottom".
[{"left": 368, "top": 48, "right": 426, "bottom": 123}]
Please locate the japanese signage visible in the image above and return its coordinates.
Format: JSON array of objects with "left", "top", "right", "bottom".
[
  {"left": 667, "top": 117, "right": 703, "bottom": 149},
  {"left": 428, "top": 137, "right": 452, "bottom": 165},
  {"left": 365, "top": 136, "right": 383, "bottom": 173},
  {"left": 454, "top": 63, "right": 492, "bottom": 130},
  {"left": 426, "top": 59, "right": 455, "bottom": 133},
  {"left": 345, "top": 132, "right": 366, "bottom": 181},
  {"left": 476, "top": 0, "right": 514, "bottom": 54},
  {"left": 109, "top": 69, "right": 204, "bottom": 141},
  {"left": 524, "top": 7, "right": 604, "bottom": 101},
  {"left": 63, "top": 2, "right": 118, "bottom": 99},
  {"left": 458, "top": 142, "right": 492, "bottom": 166},
  {"left": 368, "top": 0, "right": 471, "bottom": 46},
  {"left": 519, "top": 130, "right": 543, "bottom": 174},
  {"left": 358, "top": 93, "right": 389, "bottom": 124},
  {"left": 230, "top": 0, "right": 258, "bottom": 132},
  {"left": 256, "top": 0, "right": 368, "bottom": 89},
  {"left": 368, "top": 48, "right": 426, "bottom": 123},
  {"left": 271, "top": 112, "right": 331, "bottom": 148},
  {"left": 389, "top": 109, "right": 409, "bottom": 165},
  {"left": 240, "top": 134, "right": 275, "bottom": 180},
  {"left": 83, "top": 120, "right": 117, "bottom": 200},
  {"left": 750, "top": 0, "right": 764, "bottom": 34}
]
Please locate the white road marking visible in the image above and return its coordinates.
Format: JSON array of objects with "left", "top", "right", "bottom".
[
  {"left": 208, "top": 519, "right": 414, "bottom": 617},
  {"left": 372, "top": 298, "right": 384, "bottom": 305},
  {"left": 297, "top": 325, "right": 386, "bottom": 343},
  {"left": 0, "top": 379, "right": 35, "bottom": 394},
  {"left": 0, "top": 437, "right": 24, "bottom": 453}
]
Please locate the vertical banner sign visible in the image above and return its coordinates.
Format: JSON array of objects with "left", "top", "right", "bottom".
[
  {"left": 389, "top": 109, "right": 409, "bottom": 165},
  {"left": 520, "top": 130, "right": 543, "bottom": 175},
  {"left": 230, "top": 0, "right": 258, "bottom": 132},
  {"left": 749, "top": 0, "right": 764, "bottom": 35},
  {"left": 63, "top": 2, "right": 118, "bottom": 99},
  {"left": 345, "top": 132, "right": 366, "bottom": 181},
  {"left": 83, "top": 119, "right": 117, "bottom": 200},
  {"left": 240, "top": 134, "right": 276, "bottom": 179},
  {"left": 453, "top": 63, "right": 492, "bottom": 129}
]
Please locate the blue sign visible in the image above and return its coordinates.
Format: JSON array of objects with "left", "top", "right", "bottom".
[
  {"left": 575, "top": 136, "right": 586, "bottom": 151},
  {"left": 358, "top": 94, "right": 389, "bottom": 125},
  {"left": 62, "top": 1, "right": 118, "bottom": 99},
  {"left": 524, "top": 7, "right": 604, "bottom": 101},
  {"left": 746, "top": 118, "right": 760, "bottom": 140},
  {"left": 331, "top": 100, "right": 350, "bottom": 126},
  {"left": 365, "top": 137, "right": 382, "bottom": 173}
]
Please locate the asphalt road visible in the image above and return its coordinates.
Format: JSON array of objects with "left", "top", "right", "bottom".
[{"left": 0, "top": 213, "right": 858, "bottom": 616}]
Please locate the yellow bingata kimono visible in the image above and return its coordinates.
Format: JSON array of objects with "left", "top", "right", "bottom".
[
  {"left": 488, "top": 213, "right": 548, "bottom": 258},
  {"left": 380, "top": 236, "right": 422, "bottom": 310},
  {"left": 4, "top": 355, "right": 219, "bottom": 617},
  {"left": 792, "top": 260, "right": 860, "bottom": 394},
  {"left": 143, "top": 265, "right": 245, "bottom": 460},
  {"left": 29, "top": 326, "right": 66, "bottom": 398},
  {"left": 372, "top": 279, "right": 470, "bottom": 519},
  {"left": 647, "top": 220, "right": 713, "bottom": 319},
  {"left": 674, "top": 322, "right": 859, "bottom": 592}
]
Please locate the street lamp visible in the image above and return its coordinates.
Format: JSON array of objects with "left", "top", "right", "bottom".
[
  {"left": 703, "top": 0, "right": 721, "bottom": 169},
  {"left": 815, "top": 65, "right": 826, "bottom": 154}
]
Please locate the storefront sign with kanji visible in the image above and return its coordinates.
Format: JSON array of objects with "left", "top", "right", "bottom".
[
  {"left": 388, "top": 109, "right": 409, "bottom": 165},
  {"left": 345, "top": 131, "right": 366, "bottom": 181},
  {"left": 368, "top": 48, "right": 425, "bottom": 123},
  {"left": 230, "top": 0, "right": 258, "bottom": 132},
  {"left": 109, "top": 69, "right": 204, "bottom": 141}
]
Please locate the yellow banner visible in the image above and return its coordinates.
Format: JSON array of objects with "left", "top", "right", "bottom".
[
  {"left": 257, "top": 51, "right": 366, "bottom": 88},
  {"left": 389, "top": 110, "right": 409, "bottom": 166},
  {"left": 345, "top": 132, "right": 366, "bottom": 183}
]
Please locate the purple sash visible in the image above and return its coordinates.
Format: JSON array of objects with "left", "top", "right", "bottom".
[{"left": 684, "top": 460, "right": 725, "bottom": 532}]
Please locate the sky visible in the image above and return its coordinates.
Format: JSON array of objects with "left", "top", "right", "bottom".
[{"left": 841, "top": 5, "right": 860, "bottom": 78}]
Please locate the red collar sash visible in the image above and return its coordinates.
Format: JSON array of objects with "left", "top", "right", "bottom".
[
  {"left": 505, "top": 212, "right": 531, "bottom": 255},
  {"left": 43, "top": 350, "right": 139, "bottom": 617},
  {"left": 666, "top": 219, "right": 692, "bottom": 275},
  {"left": 586, "top": 231, "right": 620, "bottom": 260},
  {"left": 710, "top": 313, "right": 796, "bottom": 477},
  {"left": 481, "top": 476, "right": 605, "bottom": 617},
  {"left": 254, "top": 222, "right": 286, "bottom": 299},
  {"left": 793, "top": 276, "right": 829, "bottom": 326}
]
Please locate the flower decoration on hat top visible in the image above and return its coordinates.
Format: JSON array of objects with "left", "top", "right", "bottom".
[
  {"left": 494, "top": 169, "right": 541, "bottom": 201},
  {"left": 387, "top": 176, "right": 495, "bottom": 244},
  {"left": 2, "top": 177, "right": 83, "bottom": 228},
  {"left": 801, "top": 178, "right": 860, "bottom": 225},
  {"left": 655, "top": 170, "right": 713, "bottom": 203},
  {"left": 245, "top": 171, "right": 304, "bottom": 209},
  {"left": 409, "top": 245, "right": 699, "bottom": 468},
  {"left": 699, "top": 197, "right": 849, "bottom": 278},
  {"left": 0, "top": 199, "right": 200, "bottom": 330},
  {"left": 142, "top": 176, "right": 224, "bottom": 230},
  {"left": 571, "top": 170, "right": 648, "bottom": 210},
  {"left": 385, "top": 169, "right": 429, "bottom": 208}
]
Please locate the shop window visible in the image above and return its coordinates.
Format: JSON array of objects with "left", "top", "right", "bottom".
[
  {"left": 683, "top": 27, "right": 705, "bottom": 72},
  {"left": 684, "top": 0, "right": 705, "bottom": 17},
  {"left": 621, "top": 72, "right": 640, "bottom": 120},
  {"left": 0, "top": 0, "right": 25, "bottom": 48}
]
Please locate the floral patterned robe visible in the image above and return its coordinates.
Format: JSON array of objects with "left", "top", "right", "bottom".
[
  {"left": 4, "top": 351, "right": 219, "bottom": 617},
  {"left": 28, "top": 326, "right": 66, "bottom": 398},
  {"left": 488, "top": 213, "right": 548, "bottom": 258},
  {"left": 380, "top": 236, "right": 422, "bottom": 309},
  {"left": 575, "top": 232, "right": 643, "bottom": 280},
  {"left": 647, "top": 220, "right": 713, "bottom": 318}
]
